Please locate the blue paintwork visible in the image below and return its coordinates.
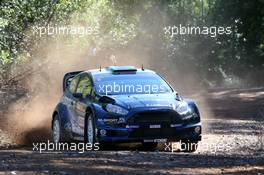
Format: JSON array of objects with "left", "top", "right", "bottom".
[{"left": 52, "top": 66, "right": 202, "bottom": 143}]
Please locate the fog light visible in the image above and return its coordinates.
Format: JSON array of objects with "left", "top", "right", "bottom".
[
  {"left": 118, "top": 117, "right": 126, "bottom": 124},
  {"left": 100, "top": 129, "right": 107, "bottom": 136},
  {"left": 194, "top": 126, "right": 201, "bottom": 134}
]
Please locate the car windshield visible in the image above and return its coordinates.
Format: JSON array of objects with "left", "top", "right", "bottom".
[{"left": 93, "top": 72, "right": 173, "bottom": 95}]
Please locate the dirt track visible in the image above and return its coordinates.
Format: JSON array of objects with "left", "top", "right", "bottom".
[{"left": 0, "top": 88, "right": 264, "bottom": 174}]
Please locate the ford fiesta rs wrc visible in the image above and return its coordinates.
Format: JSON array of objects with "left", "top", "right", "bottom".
[{"left": 52, "top": 66, "right": 202, "bottom": 151}]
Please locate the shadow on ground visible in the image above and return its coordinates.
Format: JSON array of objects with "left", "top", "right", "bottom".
[{"left": 0, "top": 149, "right": 263, "bottom": 174}]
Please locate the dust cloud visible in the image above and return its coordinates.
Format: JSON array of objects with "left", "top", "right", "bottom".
[{"left": 3, "top": 35, "right": 154, "bottom": 145}]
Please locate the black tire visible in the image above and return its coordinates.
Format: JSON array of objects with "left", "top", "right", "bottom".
[
  {"left": 141, "top": 142, "right": 158, "bottom": 151},
  {"left": 52, "top": 115, "right": 62, "bottom": 144},
  {"left": 84, "top": 112, "right": 97, "bottom": 145},
  {"left": 180, "top": 141, "right": 198, "bottom": 152}
]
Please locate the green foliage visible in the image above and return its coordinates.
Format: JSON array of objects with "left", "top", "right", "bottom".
[{"left": 0, "top": 0, "right": 263, "bottom": 86}]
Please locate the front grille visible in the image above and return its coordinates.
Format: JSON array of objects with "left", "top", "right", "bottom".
[
  {"left": 129, "top": 127, "right": 198, "bottom": 138},
  {"left": 128, "top": 111, "right": 182, "bottom": 124}
]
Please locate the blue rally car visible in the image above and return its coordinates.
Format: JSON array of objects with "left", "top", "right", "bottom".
[{"left": 52, "top": 66, "right": 201, "bottom": 151}]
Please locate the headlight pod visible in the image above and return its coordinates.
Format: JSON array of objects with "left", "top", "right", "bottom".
[
  {"left": 181, "top": 112, "right": 200, "bottom": 121},
  {"left": 174, "top": 102, "right": 200, "bottom": 121},
  {"left": 175, "top": 101, "right": 191, "bottom": 115},
  {"left": 105, "top": 104, "right": 129, "bottom": 115}
]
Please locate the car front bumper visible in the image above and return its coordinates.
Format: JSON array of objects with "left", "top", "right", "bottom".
[{"left": 96, "top": 122, "right": 202, "bottom": 143}]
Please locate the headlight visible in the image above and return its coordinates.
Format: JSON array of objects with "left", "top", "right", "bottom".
[
  {"left": 175, "top": 101, "right": 191, "bottom": 115},
  {"left": 105, "top": 104, "right": 129, "bottom": 115}
]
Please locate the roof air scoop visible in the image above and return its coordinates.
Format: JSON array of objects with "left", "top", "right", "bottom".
[{"left": 106, "top": 66, "right": 137, "bottom": 74}]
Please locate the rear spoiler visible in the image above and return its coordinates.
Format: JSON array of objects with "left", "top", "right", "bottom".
[{"left": 63, "top": 71, "right": 83, "bottom": 92}]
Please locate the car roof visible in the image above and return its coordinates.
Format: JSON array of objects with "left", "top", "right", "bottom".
[
  {"left": 76, "top": 66, "right": 174, "bottom": 92},
  {"left": 86, "top": 66, "right": 156, "bottom": 77}
]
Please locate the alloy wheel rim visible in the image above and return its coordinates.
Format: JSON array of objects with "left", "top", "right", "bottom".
[
  {"left": 53, "top": 119, "right": 60, "bottom": 143},
  {"left": 87, "top": 115, "right": 94, "bottom": 144}
]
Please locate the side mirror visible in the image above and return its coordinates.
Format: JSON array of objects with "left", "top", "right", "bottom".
[
  {"left": 175, "top": 92, "right": 182, "bottom": 101},
  {"left": 99, "top": 96, "right": 115, "bottom": 104},
  {"left": 73, "top": 93, "right": 83, "bottom": 99}
]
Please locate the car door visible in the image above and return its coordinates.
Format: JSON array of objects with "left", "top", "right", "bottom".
[
  {"left": 73, "top": 74, "right": 93, "bottom": 137},
  {"left": 63, "top": 76, "right": 80, "bottom": 132}
]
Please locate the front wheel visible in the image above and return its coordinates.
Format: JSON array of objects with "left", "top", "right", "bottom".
[
  {"left": 85, "top": 113, "right": 96, "bottom": 145},
  {"left": 52, "top": 115, "right": 61, "bottom": 144}
]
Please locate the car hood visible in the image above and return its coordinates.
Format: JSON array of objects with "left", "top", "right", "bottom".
[{"left": 110, "top": 93, "right": 178, "bottom": 109}]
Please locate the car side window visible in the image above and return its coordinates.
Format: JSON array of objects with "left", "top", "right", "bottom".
[
  {"left": 69, "top": 77, "right": 79, "bottom": 93},
  {"left": 76, "top": 75, "right": 92, "bottom": 98}
]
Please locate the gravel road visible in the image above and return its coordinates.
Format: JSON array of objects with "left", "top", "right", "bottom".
[{"left": 0, "top": 88, "right": 264, "bottom": 175}]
